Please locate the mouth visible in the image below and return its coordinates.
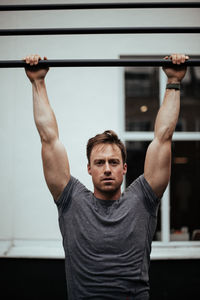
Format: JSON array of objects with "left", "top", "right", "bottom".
[{"left": 101, "top": 178, "right": 114, "bottom": 182}]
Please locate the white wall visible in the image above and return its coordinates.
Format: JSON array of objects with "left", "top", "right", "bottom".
[{"left": 0, "top": 0, "right": 200, "bottom": 255}]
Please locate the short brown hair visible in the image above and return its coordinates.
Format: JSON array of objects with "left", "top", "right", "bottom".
[{"left": 87, "top": 130, "right": 127, "bottom": 164}]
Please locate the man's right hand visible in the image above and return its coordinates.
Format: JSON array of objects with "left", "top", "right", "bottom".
[{"left": 23, "top": 54, "right": 49, "bottom": 83}]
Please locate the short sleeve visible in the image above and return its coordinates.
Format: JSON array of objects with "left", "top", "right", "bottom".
[
  {"left": 138, "top": 174, "right": 160, "bottom": 215},
  {"left": 54, "top": 176, "right": 79, "bottom": 215}
]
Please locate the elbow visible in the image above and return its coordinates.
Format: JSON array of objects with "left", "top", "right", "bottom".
[
  {"left": 156, "top": 125, "right": 174, "bottom": 143},
  {"left": 40, "top": 130, "right": 58, "bottom": 144},
  {"left": 36, "top": 124, "right": 58, "bottom": 144},
  {"left": 35, "top": 117, "right": 59, "bottom": 144}
]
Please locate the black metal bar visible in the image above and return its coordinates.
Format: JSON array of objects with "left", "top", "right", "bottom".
[
  {"left": 0, "top": 27, "right": 200, "bottom": 36},
  {"left": 0, "top": 2, "right": 200, "bottom": 11},
  {"left": 0, "top": 59, "right": 199, "bottom": 68}
]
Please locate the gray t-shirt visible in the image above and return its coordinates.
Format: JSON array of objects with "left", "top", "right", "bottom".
[{"left": 55, "top": 174, "right": 160, "bottom": 300}]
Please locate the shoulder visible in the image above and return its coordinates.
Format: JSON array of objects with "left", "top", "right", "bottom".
[
  {"left": 125, "top": 174, "right": 160, "bottom": 214},
  {"left": 126, "top": 174, "right": 145, "bottom": 194},
  {"left": 55, "top": 176, "right": 91, "bottom": 212}
]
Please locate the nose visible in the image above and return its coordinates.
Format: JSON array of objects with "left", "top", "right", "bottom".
[{"left": 104, "top": 162, "right": 111, "bottom": 175}]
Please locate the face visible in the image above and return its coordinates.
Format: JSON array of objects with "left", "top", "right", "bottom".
[{"left": 87, "top": 143, "right": 127, "bottom": 200}]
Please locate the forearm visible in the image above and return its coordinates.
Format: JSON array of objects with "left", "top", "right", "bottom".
[
  {"left": 32, "top": 79, "right": 59, "bottom": 143},
  {"left": 154, "top": 87, "right": 180, "bottom": 142}
]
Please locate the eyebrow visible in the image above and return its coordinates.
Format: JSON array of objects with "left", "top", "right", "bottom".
[{"left": 94, "top": 158, "right": 120, "bottom": 162}]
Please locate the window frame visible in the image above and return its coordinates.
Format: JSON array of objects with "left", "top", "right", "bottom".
[{"left": 120, "top": 56, "right": 200, "bottom": 259}]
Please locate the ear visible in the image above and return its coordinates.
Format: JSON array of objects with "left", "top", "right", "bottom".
[
  {"left": 87, "top": 164, "right": 92, "bottom": 176},
  {"left": 123, "top": 163, "right": 127, "bottom": 175}
]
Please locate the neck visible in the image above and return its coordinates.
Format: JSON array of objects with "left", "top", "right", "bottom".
[{"left": 94, "top": 188, "right": 121, "bottom": 201}]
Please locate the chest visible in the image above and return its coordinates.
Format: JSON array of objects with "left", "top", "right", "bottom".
[{"left": 63, "top": 200, "right": 150, "bottom": 256}]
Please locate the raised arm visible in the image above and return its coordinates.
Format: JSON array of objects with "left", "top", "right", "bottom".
[
  {"left": 144, "top": 54, "right": 188, "bottom": 198},
  {"left": 24, "top": 55, "right": 70, "bottom": 201}
]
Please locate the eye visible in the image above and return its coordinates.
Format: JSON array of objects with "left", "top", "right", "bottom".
[
  {"left": 95, "top": 160, "right": 104, "bottom": 166},
  {"left": 110, "top": 160, "right": 120, "bottom": 166}
]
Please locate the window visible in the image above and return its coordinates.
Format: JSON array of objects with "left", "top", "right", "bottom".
[
  {"left": 178, "top": 67, "right": 200, "bottom": 131},
  {"left": 125, "top": 66, "right": 159, "bottom": 131},
  {"left": 122, "top": 56, "right": 200, "bottom": 251},
  {"left": 171, "top": 141, "right": 200, "bottom": 240}
]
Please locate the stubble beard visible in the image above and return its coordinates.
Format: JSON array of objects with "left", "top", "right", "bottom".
[{"left": 95, "top": 181, "right": 122, "bottom": 199}]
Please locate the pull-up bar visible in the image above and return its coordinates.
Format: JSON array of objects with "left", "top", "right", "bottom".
[
  {"left": 0, "top": 27, "right": 200, "bottom": 36},
  {"left": 0, "top": 2, "right": 200, "bottom": 11},
  {"left": 0, "top": 59, "right": 199, "bottom": 68}
]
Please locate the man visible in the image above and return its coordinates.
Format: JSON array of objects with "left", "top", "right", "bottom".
[{"left": 24, "top": 54, "right": 188, "bottom": 299}]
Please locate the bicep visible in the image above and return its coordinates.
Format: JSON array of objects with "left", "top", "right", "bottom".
[
  {"left": 41, "top": 139, "right": 70, "bottom": 201},
  {"left": 144, "top": 138, "right": 171, "bottom": 198}
]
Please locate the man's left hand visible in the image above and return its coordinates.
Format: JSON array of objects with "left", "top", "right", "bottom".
[{"left": 163, "top": 53, "right": 189, "bottom": 83}]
